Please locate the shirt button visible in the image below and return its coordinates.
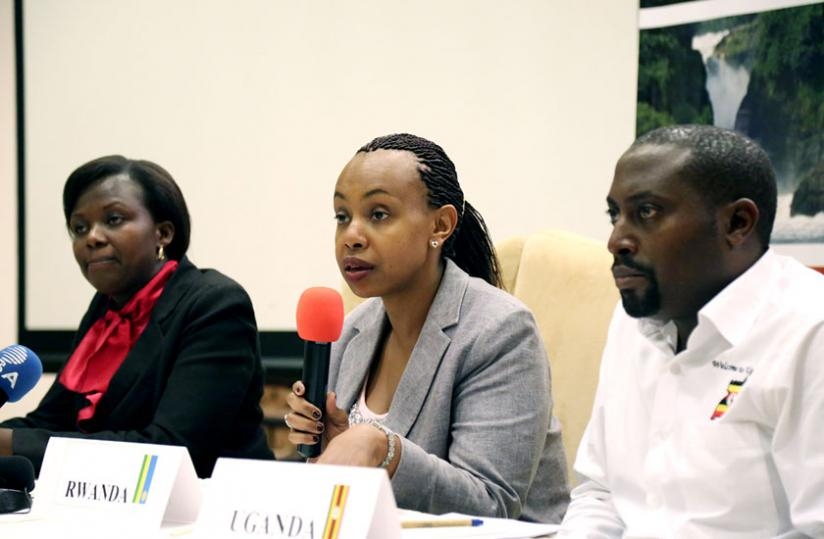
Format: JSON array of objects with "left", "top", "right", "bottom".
[{"left": 670, "top": 364, "right": 681, "bottom": 375}]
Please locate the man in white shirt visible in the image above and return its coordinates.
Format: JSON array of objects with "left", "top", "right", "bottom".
[{"left": 559, "top": 125, "right": 824, "bottom": 537}]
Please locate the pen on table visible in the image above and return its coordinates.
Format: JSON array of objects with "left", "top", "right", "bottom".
[{"left": 401, "top": 518, "right": 484, "bottom": 529}]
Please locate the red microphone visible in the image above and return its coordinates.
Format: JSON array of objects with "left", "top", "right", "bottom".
[{"left": 295, "top": 287, "right": 344, "bottom": 459}]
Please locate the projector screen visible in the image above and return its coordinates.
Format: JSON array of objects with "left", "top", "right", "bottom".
[{"left": 20, "top": 0, "right": 637, "bottom": 335}]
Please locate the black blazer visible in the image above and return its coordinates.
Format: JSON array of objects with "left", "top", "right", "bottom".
[{"left": 2, "top": 257, "right": 274, "bottom": 477}]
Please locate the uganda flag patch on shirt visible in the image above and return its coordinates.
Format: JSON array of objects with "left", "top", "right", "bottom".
[{"left": 710, "top": 378, "right": 747, "bottom": 420}]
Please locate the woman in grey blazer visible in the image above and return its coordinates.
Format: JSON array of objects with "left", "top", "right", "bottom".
[{"left": 286, "top": 134, "right": 569, "bottom": 522}]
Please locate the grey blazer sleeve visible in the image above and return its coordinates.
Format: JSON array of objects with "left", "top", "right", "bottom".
[{"left": 391, "top": 306, "right": 568, "bottom": 521}]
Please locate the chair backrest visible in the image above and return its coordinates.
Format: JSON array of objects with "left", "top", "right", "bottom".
[
  {"left": 340, "top": 229, "right": 618, "bottom": 483},
  {"left": 499, "top": 230, "right": 616, "bottom": 483}
]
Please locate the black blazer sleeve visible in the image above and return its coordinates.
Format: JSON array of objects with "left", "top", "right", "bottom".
[{"left": 2, "top": 258, "right": 274, "bottom": 477}]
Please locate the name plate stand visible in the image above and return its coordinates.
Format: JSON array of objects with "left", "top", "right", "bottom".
[
  {"left": 35, "top": 437, "right": 201, "bottom": 531},
  {"left": 195, "top": 459, "right": 400, "bottom": 539}
]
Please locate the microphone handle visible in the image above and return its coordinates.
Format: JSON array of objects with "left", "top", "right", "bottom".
[{"left": 298, "top": 341, "right": 331, "bottom": 459}]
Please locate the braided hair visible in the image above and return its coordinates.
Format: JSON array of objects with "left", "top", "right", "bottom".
[{"left": 358, "top": 134, "right": 502, "bottom": 288}]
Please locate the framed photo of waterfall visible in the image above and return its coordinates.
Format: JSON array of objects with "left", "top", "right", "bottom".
[{"left": 638, "top": 0, "right": 824, "bottom": 266}]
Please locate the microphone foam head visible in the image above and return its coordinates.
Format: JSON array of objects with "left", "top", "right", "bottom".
[
  {"left": 0, "top": 455, "right": 35, "bottom": 491},
  {"left": 0, "top": 345, "right": 43, "bottom": 402},
  {"left": 296, "top": 287, "right": 344, "bottom": 342}
]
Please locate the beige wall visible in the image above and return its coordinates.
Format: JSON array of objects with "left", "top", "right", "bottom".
[
  {"left": 1, "top": 0, "right": 15, "bottom": 346},
  {"left": 18, "top": 0, "right": 639, "bottom": 333},
  {"left": 8, "top": 0, "right": 639, "bottom": 339},
  {"left": 0, "top": 0, "right": 46, "bottom": 423}
]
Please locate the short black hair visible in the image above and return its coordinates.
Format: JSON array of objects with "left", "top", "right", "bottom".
[
  {"left": 358, "top": 133, "right": 502, "bottom": 287},
  {"left": 63, "top": 155, "right": 191, "bottom": 260},
  {"left": 633, "top": 124, "right": 777, "bottom": 248}
]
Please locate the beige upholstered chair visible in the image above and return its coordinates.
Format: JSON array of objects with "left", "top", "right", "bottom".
[
  {"left": 341, "top": 229, "right": 618, "bottom": 484},
  {"left": 496, "top": 230, "right": 616, "bottom": 483}
]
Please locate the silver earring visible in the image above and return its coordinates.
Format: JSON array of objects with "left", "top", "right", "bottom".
[
  {"left": 430, "top": 240, "right": 439, "bottom": 248},
  {"left": 157, "top": 245, "right": 166, "bottom": 261}
]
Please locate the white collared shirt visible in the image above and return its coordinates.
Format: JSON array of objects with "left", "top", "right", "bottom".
[{"left": 560, "top": 250, "right": 824, "bottom": 538}]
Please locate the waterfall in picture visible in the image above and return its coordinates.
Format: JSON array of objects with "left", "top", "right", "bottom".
[{"left": 691, "top": 30, "right": 751, "bottom": 129}]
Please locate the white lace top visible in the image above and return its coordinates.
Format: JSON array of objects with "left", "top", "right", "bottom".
[{"left": 348, "top": 380, "right": 388, "bottom": 426}]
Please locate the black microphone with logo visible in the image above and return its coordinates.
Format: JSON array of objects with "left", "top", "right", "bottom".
[
  {"left": 295, "top": 288, "right": 344, "bottom": 459},
  {"left": 0, "top": 344, "right": 42, "bottom": 514}
]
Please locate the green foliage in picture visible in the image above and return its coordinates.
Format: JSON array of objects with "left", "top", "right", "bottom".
[
  {"left": 744, "top": 5, "right": 824, "bottom": 188},
  {"left": 636, "top": 26, "right": 712, "bottom": 136}
]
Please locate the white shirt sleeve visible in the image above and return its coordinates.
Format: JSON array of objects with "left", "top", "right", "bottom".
[
  {"left": 771, "top": 324, "right": 824, "bottom": 536},
  {"left": 556, "top": 392, "right": 625, "bottom": 537},
  {"left": 558, "top": 308, "right": 626, "bottom": 538}
]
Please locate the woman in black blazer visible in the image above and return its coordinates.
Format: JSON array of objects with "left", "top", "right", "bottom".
[{"left": 0, "top": 155, "right": 273, "bottom": 477}]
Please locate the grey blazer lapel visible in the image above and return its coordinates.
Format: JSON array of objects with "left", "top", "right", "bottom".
[
  {"left": 388, "top": 260, "right": 467, "bottom": 436},
  {"left": 335, "top": 303, "right": 385, "bottom": 411}
]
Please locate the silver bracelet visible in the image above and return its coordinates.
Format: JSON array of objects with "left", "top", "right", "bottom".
[{"left": 371, "top": 422, "right": 397, "bottom": 469}]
